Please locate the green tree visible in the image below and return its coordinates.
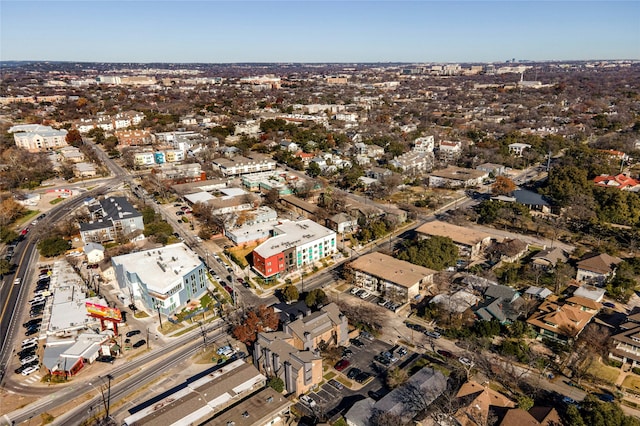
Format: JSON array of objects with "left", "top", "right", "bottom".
[
  {"left": 305, "top": 289, "right": 328, "bottom": 309},
  {"left": 307, "top": 161, "right": 321, "bottom": 178},
  {"left": 267, "top": 376, "right": 284, "bottom": 393},
  {"left": 516, "top": 395, "right": 534, "bottom": 411},
  {"left": 397, "top": 236, "right": 458, "bottom": 271},
  {"left": 38, "top": 237, "right": 70, "bottom": 257},
  {"left": 0, "top": 259, "right": 13, "bottom": 276},
  {"left": 282, "top": 284, "right": 299, "bottom": 303}
]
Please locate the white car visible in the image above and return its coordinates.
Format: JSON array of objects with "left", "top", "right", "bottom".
[
  {"left": 350, "top": 287, "right": 360, "bottom": 295},
  {"left": 21, "top": 365, "right": 39, "bottom": 376},
  {"left": 21, "top": 341, "right": 37, "bottom": 351},
  {"left": 22, "top": 337, "right": 38, "bottom": 347},
  {"left": 299, "top": 394, "right": 317, "bottom": 407},
  {"left": 358, "top": 290, "right": 370, "bottom": 299},
  {"left": 458, "top": 357, "right": 474, "bottom": 367}
]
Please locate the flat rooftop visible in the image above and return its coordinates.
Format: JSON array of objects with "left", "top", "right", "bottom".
[
  {"left": 349, "top": 252, "right": 436, "bottom": 288},
  {"left": 415, "top": 220, "right": 492, "bottom": 247},
  {"left": 430, "top": 166, "right": 488, "bottom": 181},
  {"left": 254, "top": 219, "right": 335, "bottom": 259},
  {"left": 111, "top": 243, "right": 202, "bottom": 294}
]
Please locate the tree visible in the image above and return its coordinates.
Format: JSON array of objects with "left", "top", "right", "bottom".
[
  {"left": 38, "top": 237, "right": 70, "bottom": 257},
  {"left": 385, "top": 366, "right": 408, "bottom": 389},
  {"left": 267, "top": 376, "right": 284, "bottom": 393},
  {"left": 65, "top": 129, "right": 83, "bottom": 147},
  {"left": 282, "top": 284, "right": 299, "bottom": 303},
  {"left": 397, "top": 236, "right": 458, "bottom": 271},
  {"left": 0, "top": 259, "right": 14, "bottom": 276},
  {"left": 307, "top": 161, "right": 321, "bottom": 178},
  {"left": 305, "top": 289, "right": 328, "bottom": 309},
  {"left": 232, "top": 305, "right": 279, "bottom": 346},
  {"left": 491, "top": 176, "right": 516, "bottom": 196}
]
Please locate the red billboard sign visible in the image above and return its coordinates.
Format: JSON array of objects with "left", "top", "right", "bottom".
[{"left": 85, "top": 302, "right": 122, "bottom": 322}]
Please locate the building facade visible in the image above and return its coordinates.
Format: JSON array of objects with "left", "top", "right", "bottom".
[{"left": 79, "top": 197, "right": 144, "bottom": 244}]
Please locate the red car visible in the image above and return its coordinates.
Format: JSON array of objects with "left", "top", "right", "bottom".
[
  {"left": 20, "top": 228, "right": 29, "bottom": 236},
  {"left": 334, "top": 359, "right": 350, "bottom": 371}
]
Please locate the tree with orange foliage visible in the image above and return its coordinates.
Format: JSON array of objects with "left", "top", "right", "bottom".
[
  {"left": 491, "top": 175, "right": 516, "bottom": 196},
  {"left": 232, "top": 305, "right": 279, "bottom": 346}
]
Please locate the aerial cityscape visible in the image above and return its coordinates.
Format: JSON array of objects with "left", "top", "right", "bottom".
[{"left": 1, "top": 1, "right": 640, "bottom": 426}]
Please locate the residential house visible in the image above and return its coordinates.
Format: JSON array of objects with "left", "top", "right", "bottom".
[
  {"left": 576, "top": 253, "right": 622, "bottom": 285},
  {"left": 252, "top": 219, "right": 337, "bottom": 279},
  {"left": 326, "top": 213, "right": 358, "bottom": 234},
  {"left": 487, "top": 238, "right": 529, "bottom": 264},
  {"left": 454, "top": 380, "right": 516, "bottom": 426},
  {"left": 594, "top": 174, "right": 640, "bottom": 191},
  {"left": 152, "top": 163, "right": 206, "bottom": 184},
  {"left": 345, "top": 398, "right": 375, "bottom": 426},
  {"left": 572, "top": 283, "right": 606, "bottom": 302},
  {"left": 366, "top": 166, "right": 393, "bottom": 180},
  {"left": 58, "top": 146, "right": 85, "bottom": 163},
  {"left": 280, "top": 140, "right": 299, "bottom": 152},
  {"left": 415, "top": 220, "right": 492, "bottom": 258},
  {"left": 474, "top": 284, "right": 524, "bottom": 323},
  {"left": 112, "top": 243, "right": 208, "bottom": 316},
  {"left": 280, "top": 196, "right": 321, "bottom": 220},
  {"left": 508, "top": 143, "right": 531, "bottom": 156},
  {"left": 429, "top": 166, "right": 489, "bottom": 188},
  {"left": 74, "top": 162, "right": 97, "bottom": 178},
  {"left": 372, "top": 368, "right": 447, "bottom": 423},
  {"left": 531, "top": 247, "right": 568, "bottom": 271},
  {"left": 524, "top": 286, "right": 553, "bottom": 300},
  {"left": 349, "top": 252, "right": 436, "bottom": 303},
  {"left": 84, "top": 242, "right": 105, "bottom": 264},
  {"left": 430, "top": 290, "right": 480, "bottom": 314},
  {"left": 527, "top": 295, "right": 600, "bottom": 343},
  {"left": 133, "top": 151, "right": 155, "bottom": 167},
  {"left": 79, "top": 197, "right": 144, "bottom": 243}
]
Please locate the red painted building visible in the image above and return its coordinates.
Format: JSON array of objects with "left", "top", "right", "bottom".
[{"left": 253, "top": 251, "right": 286, "bottom": 278}]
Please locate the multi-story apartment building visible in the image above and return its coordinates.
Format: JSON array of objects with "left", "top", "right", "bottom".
[
  {"left": 252, "top": 219, "right": 337, "bottom": 279},
  {"left": 114, "top": 129, "right": 152, "bottom": 146},
  {"left": 437, "top": 140, "right": 462, "bottom": 162},
  {"left": 389, "top": 151, "right": 433, "bottom": 175},
  {"left": 79, "top": 197, "right": 144, "bottom": 243},
  {"left": 212, "top": 154, "right": 277, "bottom": 177},
  {"left": 112, "top": 243, "right": 207, "bottom": 315},
  {"left": 10, "top": 124, "right": 68, "bottom": 152},
  {"left": 134, "top": 152, "right": 155, "bottom": 166}
]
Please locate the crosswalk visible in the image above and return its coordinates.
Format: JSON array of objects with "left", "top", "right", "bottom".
[{"left": 22, "top": 373, "right": 42, "bottom": 384}]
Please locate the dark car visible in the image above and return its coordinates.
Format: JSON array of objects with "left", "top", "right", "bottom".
[
  {"left": 405, "top": 322, "right": 426, "bottom": 333},
  {"left": 15, "top": 364, "right": 28, "bottom": 374},
  {"left": 23, "top": 319, "right": 42, "bottom": 328},
  {"left": 25, "top": 327, "right": 40, "bottom": 336},
  {"left": 132, "top": 340, "right": 146, "bottom": 349},
  {"left": 96, "top": 355, "right": 115, "bottom": 363},
  {"left": 437, "top": 349, "right": 455, "bottom": 359},
  {"left": 598, "top": 393, "right": 615, "bottom": 403},
  {"left": 128, "top": 304, "right": 138, "bottom": 312},
  {"left": 355, "top": 371, "right": 372, "bottom": 384},
  {"left": 17, "top": 348, "right": 36, "bottom": 359},
  {"left": 334, "top": 359, "right": 350, "bottom": 371},
  {"left": 368, "top": 389, "right": 385, "bottom": 401},
  {"left": 342, "top": 348, "right": 353, "bottom": 358},
  {"left": 242, "top": 281, "right": 250, "bottom": 288},
  {"left": 347, "top": 367, "right": 362, "bottom": 380},
  {"left": 350, "top": 338, "right": 364, "bottom": 347},
  {"left": 126, "top": 330, "right": 141, "bottom": 337},
  {"left": 603, "top": 302, "right": 616, "bottom": 309},
  {"left": 374, "top": 355, "right": 391, "bottom": 366},
  {"left": 328, "top": 379, "right": 344, "bottom": 390}
]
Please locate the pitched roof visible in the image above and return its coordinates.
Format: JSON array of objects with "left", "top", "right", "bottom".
[
  {"left": 499, "top": 409, "right": 540, "bottom": 426},
  {"left": 577, "top": 253, "right": 622, "bottom": 274},
  {"left": 531, "top": 247, "right": 568, "bottom": 266},
  {"left": 455, "top": 381, "right": 515, "bottom": 426},
  {"left": 526, "top": 297, "right": 596, "bottom": 338},
  {"left": 566, "top": 295, "right": 602, "bottom": 311},
  {"left": 594, "top": 174, "right": 640, "bottom": 190}
]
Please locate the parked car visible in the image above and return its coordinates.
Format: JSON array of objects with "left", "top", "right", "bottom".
[
  {"left": 358, "top": 290, "right": 370, "bottom": 299},
  {"left": 96, "top": 355, "right": 115, "bottom": 363},
  {"left": 21, "top": 365, "right": 40, "bottom": 376},
  {"left": 23, "top": 319, "right": 42, "bottom": 328},
  {"left": 425, "top": 331, "right": 441, "bottom": 339},
  {"left": 17, "top": 348, "right": 36, "bottom": 358},
  {"left": 458, "top": 357, "right": 474, "bottom": 367},
  {"left": 21, "top": 341, "right": 37, "bottom": 351},
  {"left": 349, "top": 338, "right": 364, "bottom": 348},
  {"left": 22, "top": 337, "right": 38, "bottom": 347},
  {"left": 342, "top": 348, "right": 353, "bottom": 358},
  {"left": 437, "top": 349, "right": 455, "bottom": 359},
  {"left": 355, "top": 371, "right": 372, "bottom": 384},
  {"left": 299, "top": 394, "right": 316, "bottom": 407},
  {"left": 397, "top": 347, "right": 408, "bottom": 357},
  {"left": 350, "top": 287, "right": 360, "bottom": 295},
  {"left": 347, "top": 367, "right": 362, "bottom": 380},
  {"left": 132, "top": 340, "right": 146, "bottom": 348},
  {"left": 20, "top": 355, "right": 38, "bottom": 365},
  {"left": 374, "top": 355, "right": 390, "bottom": 366},
  {"left": 126, "top": 330, "right": 141, "bottom": 337},
  {"left": 328, "top": 379, "right": 344, "bottom": 390},
  {"left": 25, "top": 327, "right": 40, "bottom": 336},
  {"left": 405, "top": 322, "right": 426, "bottom": 333},
  {"left": 360, "top": 331, "right": 374, "bottom": 341},
  {"left": 603, "top": 302, "right": 616, "bottom": 309},
  {"left": 334, "top": 359, "right": 350, "bottom": 371}
]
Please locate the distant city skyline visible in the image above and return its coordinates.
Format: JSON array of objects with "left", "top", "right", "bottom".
[{"left": 1, "top": 1, "right": 638, "bottom": 64}]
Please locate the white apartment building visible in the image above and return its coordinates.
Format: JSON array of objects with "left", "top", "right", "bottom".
[
  {"left": 134, "top": 152, "right": 155, "bottom": 166},
  {"left": 10, "top": 125, "right": 68, "bottom": 152},
  {"left": 413, "top": 136, "right": 435, "bottom": 153},
  {"left": 437, "top": 140, "right": 462, "bottom": 162},
  {"left": 212, "top": 154, "right": 277, "bottom": 177}
]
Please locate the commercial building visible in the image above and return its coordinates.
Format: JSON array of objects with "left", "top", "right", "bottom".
[
  {"left": 252, "top": 219, "right": 337, "bottom": 279},
  {"left": 112, "top": 243, "right": 208, "bottom": 315},
  {"left": 428, "top": 166, "right": 489, "bottom": 188},
  {"left": 349, "top": 252, "right": 436, "bottom": 303},
  {"left": 79, "top": 197, "right": 144, "bottom": 244}
]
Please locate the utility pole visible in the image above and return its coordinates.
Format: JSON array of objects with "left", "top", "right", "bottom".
[
  {"left": 155, "top": 302, "right": 162, "bottom": 328},
  {"left": 105, "top": 374, "right": 113, "bottom": 423}
]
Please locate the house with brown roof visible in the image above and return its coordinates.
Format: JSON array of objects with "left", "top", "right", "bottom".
[
  {"left": 487, "top": 238, "right": 529, "bottom": 264},
  {"left": 499, "top": 406, "right": 562, "bottom": 426},
  {"left": 349, "top": 252, "right": 436, "bottom": 303},
  {"left": 609, "top": 325, "right": 640, "bottom": 368},
  {"left": 527, "top": 295, "right": 600, "bottom": 344},
  {"left": 454, "top": 380, "right": 515, "bottom": 426},
  {"left": 576, "top": 253, "right": 623, "bottom": 285},
  {"left": 415, "top": 220, "right": 492, "bottom": 258},
  {"left": 531, "top": 247, "right": 568, "bottom": 271}
]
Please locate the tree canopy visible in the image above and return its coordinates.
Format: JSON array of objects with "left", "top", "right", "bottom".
[
  {"left": 397, "top": 236, "right": 458, "bottom": 271},
  {"left": 38, "top": 236, "right": 70, "bottom": 257},
  {"left": 232, "top": 305, "right": 279, "bottom": 346}
]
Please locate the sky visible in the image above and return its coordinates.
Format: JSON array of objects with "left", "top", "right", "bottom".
[{"left": 1, "top": 1, "right": 639, "bottom": 63}]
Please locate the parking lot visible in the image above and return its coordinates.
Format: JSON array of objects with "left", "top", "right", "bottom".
[{"left": 297, "top": 332, "right": 413, "bottom": 419}]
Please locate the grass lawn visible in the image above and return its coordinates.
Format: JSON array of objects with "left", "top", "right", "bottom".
[
  {"left": 157, "top": 320, "right": 185, "bottom": 335},
  {"left": 134, "top": 311, "right": 149, "bottom": 318},
  {"left": 227, "top": 244, "right": 256, "bottom": 268},
  {"left": 200, "top": 293, "right": 213, "bottom": 309},
  {"left": 336, "top": 376, "right": 352, "bottom": 388},
  {"left": 587, "top": 359, "right": 620, "bottom": 385},
  {"left": 50, "top": 198, "right": 64, "bottom": 205},
  {"left": 324, "top": 371, "right": 336, "bottom": 380},
  {"left": 15, "top": 210, "right": 39, "bottom": 227},
  {"left": 622, "top": 375, "right": 640, "bottom": 391}
]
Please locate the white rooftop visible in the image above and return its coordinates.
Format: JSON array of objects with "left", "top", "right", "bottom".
[
  {"left": 184, "top": 191, "right": 215, "bottom": 204},
  {"left": 254, "top": 219, "right": 335, "bottom": 258},
  {"left": 112, "top": 243, "right": 202, "bottom": 294}
]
